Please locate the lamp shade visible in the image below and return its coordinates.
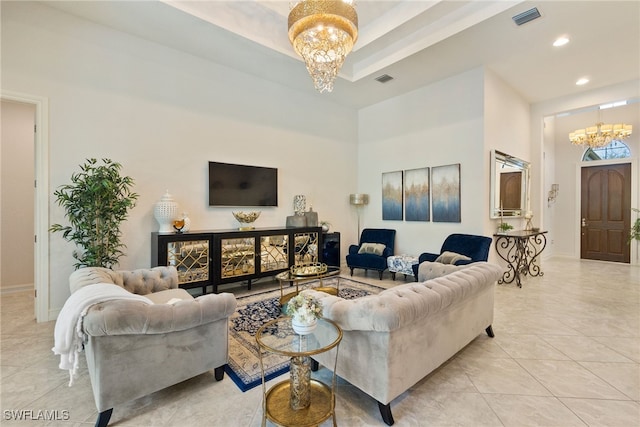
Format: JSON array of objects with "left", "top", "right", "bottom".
[{"left": 350, "top": 193, "right": 369, "bottom": 206}]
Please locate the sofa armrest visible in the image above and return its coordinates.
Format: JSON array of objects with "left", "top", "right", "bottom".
[
  {"left": 82, "top": 293, "right": 237, "bottom": 336},
  {"left": 418, "top": 252, "right": 439, "bottom": 263},
  {"left": 348, "top": 244, "right": 360, "bottom": 255}
]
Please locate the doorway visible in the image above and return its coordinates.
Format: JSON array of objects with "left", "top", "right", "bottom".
[
  {"left": 580, "top": 163, "right": 631, "bottom": 263},
  {"left": 1, "top": 100, "right": 35, "bottom": 293},
  {"left": 1, "top": 91, "right": 49, "bottom": 322}
]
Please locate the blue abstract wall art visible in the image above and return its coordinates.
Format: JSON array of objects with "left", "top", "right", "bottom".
[
  {"left": 432, "top": 164, "right": 461, "bottom": 222},
  {"left": 382, "top": 170, "right": 403, "bottom": 220},
  {"left": 404, "top": 167, "right": 430, "bottom": 221}
]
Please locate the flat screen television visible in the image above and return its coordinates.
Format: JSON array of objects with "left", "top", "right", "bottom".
[{"left": 208, "top": 161, "right": 278, "bottom": 207}]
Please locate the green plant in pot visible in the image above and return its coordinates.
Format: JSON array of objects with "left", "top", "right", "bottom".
[
  {"left": 497, "top": 222, "right": 514, "bottom": 233},
  {"left": 50, "top": 158, "right": 139, "bottom": 269},
  {"left": 629, "top": 208, "right": 640, "bottom": 243}
]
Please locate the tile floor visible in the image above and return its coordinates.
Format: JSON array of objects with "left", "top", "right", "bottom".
[{"left": 1, "top": 257, "right": 638, "bottom": 426}]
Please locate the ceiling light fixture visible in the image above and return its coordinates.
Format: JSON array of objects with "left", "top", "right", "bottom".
[
  {"left": 288, "top": 0, "right": 358, "bottom": 93},
  {"left": 569, "top": 108, "right": 632, "bottom": 148},
  {"left": 553, "top": 36, "right": 569, "bottom": 47},
  {"left": 575, "top": 77, "right": 589, "bottom": 86}
]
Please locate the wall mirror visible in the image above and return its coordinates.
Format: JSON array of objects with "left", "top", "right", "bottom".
[{"left": 490, "top": 150, "right": 530, "bottom": 218}]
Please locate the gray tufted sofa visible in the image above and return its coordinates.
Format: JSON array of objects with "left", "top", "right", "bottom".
[
  {"left": 303, "top": 261, "right": 503, "bottom": 425},
  {"left": 69, "top": 266, "right": 237, "bottom": 427}
]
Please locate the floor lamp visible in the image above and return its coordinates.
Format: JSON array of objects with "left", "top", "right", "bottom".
[{"left": 349, "top": 193, "right": 369, "bottom": 239}]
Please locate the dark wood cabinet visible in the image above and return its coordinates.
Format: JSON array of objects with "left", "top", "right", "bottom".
[{"left": 152, "top": 226, "right": 323, "bottom": 293}]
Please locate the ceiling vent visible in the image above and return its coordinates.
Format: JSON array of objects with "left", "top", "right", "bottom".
[
  {"left": 375, "top": 74, "right": 394, "bottom": 83},
  {"left": 512, "top": 7, "right": 541, "bottom": 26}
]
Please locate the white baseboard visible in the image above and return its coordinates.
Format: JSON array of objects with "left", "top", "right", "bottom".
[{"left": 0, "top": 283, "right": 33, "bottom": 295}]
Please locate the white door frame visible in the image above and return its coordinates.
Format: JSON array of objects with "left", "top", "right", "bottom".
[{"left": 2, "top": 91, "right": 49, "bottom": 322}]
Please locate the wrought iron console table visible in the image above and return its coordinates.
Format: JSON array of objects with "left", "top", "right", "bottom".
[{"left": 493, "top": 230, "right": 548, "bottom": 287}]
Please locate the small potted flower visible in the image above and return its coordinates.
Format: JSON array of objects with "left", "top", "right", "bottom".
[
  {"left": 284, "top": 293, "right": 323, "bottom": 335},
  {"left": 497, "top": 222, "right": 514, "bottom": 234}
]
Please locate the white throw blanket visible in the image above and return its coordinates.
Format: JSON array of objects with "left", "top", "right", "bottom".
[{"left": 52, "top": 283, "right": 152, "bottom": 386}]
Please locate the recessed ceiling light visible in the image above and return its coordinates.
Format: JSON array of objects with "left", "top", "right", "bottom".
[
  {"left": 553, "top": 37, "right": 569, "bottom": 47},
  {"left": 576, "top": 78, "right": 589, "bottom": 86}
]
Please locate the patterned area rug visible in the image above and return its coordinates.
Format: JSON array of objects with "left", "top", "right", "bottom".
[{"left": 225, "top": 276, "right": 384, "bottom": 391}]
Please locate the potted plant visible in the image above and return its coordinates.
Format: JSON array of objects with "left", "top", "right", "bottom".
[
  {"left": 629, "top": 208, "right": 640, "bottom": 243},
  {"left": 284, "top": 293, "right": 323, "bottom": 335},
  {"left": 497, "top": 222, "right": 514, "bottom": 234},
  {"left": 50, "top": 158, "right": 139, "bottom": 269}
]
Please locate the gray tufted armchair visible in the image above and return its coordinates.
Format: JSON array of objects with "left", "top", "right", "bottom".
[{"left": 68, "top": 266, "right": 237, "bottom": 427}]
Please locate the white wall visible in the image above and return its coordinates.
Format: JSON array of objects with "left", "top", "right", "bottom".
[
  {"left": 484, "top": 70, "right": 531, "bottom": 233},
  {"left": 1, "top": 2, "right": 358, "bottom": 317},
  {"left": 0, "top": 100, "right": 35, "bottom": 290},
  {"left": 357, "top": 68, "right": 530, "bottom": 262}
]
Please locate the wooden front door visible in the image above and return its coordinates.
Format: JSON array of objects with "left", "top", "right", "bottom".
[{"left": 580, "top": 163, "right": 631, "bottom": 263}]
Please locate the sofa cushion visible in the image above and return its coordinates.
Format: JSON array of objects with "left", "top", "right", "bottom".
[
  {"left": 358, "top": 242, "right": 386, "bottom": 256},
  {"left": 435, "top": 251, "right": 471, "bottom": 264},
  {"left": 144, "top": 288, "right": 193, "bottom": 304}
]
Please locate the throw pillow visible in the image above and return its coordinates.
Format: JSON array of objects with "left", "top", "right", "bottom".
[
  {"left": 435, "top": 251, "right": 471, "bottom": 264},
  {"left": 358, "top": 242, "right": 386, "bottom": 256}
]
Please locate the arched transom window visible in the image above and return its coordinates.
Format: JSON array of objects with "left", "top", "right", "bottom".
[{"left": 582, "top": 140, "right": 631, "bottom": 161}]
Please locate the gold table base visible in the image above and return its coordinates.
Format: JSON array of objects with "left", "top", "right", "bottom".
[{"left": 265, "top": 379, "right": 333, "bottom": 427}]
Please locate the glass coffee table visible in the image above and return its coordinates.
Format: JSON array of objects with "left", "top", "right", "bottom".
[
  {"left": 275, "top": 264, "right": 341, "bottom": 305},
  {"left": 256, "top": 317, "right": 342, "bottom": 427}
]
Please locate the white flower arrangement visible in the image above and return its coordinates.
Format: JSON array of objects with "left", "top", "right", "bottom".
[{"left": 284, "top": 293, "right": 323, "bottom": 324}]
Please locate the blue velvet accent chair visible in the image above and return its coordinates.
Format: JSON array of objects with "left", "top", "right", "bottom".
[
  {"left": 346, "top": 228, "right": 396, "bottom": 279},
  {"left": 411, "top": 233, "right": 492, "bottom": 278}
]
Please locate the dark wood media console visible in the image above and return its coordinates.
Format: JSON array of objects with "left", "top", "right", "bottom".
[{"left": 152, "top": 226, "right": 323, "bottom": 294}]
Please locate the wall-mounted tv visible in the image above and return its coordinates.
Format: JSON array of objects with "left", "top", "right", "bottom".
[{"left": 208, "top": 161, "right": 278, "bottom": 207}]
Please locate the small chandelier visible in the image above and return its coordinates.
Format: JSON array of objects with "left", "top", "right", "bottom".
[
  {"left": 288, "top": 0, "right": 358, "bottom": 93},
  {"left": 569, "top": 122, "right": 632, "bottom": 148}
]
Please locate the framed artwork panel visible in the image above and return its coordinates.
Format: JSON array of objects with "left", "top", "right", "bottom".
[
  {"left": 432, "top": 164, "right": 461, "bottom": 222},
  {"left": 382, "top": 171, "right": 403, "bottom": 220},
  {"left": 404, "top": 167, "right": 430, "bottom": 221}
]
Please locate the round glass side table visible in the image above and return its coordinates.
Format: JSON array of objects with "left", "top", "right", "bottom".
[{"left": 255, "top": 317, "right": 342, "bottom": 427}]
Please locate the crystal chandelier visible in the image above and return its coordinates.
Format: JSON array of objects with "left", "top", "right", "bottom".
[
  {"left": 288, "top": 0, "right": 358, "bottom": 93},
  {"left": 569, "top": 122, "right": 632, "bottom": 148}
]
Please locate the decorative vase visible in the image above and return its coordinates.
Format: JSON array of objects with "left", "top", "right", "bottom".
[
  {"left": 181, "top": 212, "right": 191, "bottom": 233},
  {"left": 321, "top": 222, "right": 330, "bottom": 232},
  {"left": 291, "top": 317, "right": 317, "bottom": 335},
  {"left": 154, "top": 190, "right": 178, "bottom": 233},
  {"left": 293, "top": 195, "right": 306, "bottom": 216},
  {"left": 232, "top": 211, "right": 261, "bottom": 230}
]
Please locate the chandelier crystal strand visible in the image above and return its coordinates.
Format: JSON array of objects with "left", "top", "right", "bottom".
[{"left": 288, "top": 0, "right": 358, "bottom": 93}]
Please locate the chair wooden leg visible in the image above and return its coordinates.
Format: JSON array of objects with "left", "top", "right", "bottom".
[
  {"left": 214, "top": 365, "right": 225, "bottom": 381},
  {"left": 310, "top": 358, "right": 319, "bottom": 371},
  {"left": 95, "top": 409, "right": 113, "bottom": 427},
  {"left": 349, "top": 267, "right": 354, "bottom": 276},
  {"left": 378, "top": 270, "right": 383, "bottom": 280},
  {"left": 378, "top": 401, "right": 394, "bottom": 425}
]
